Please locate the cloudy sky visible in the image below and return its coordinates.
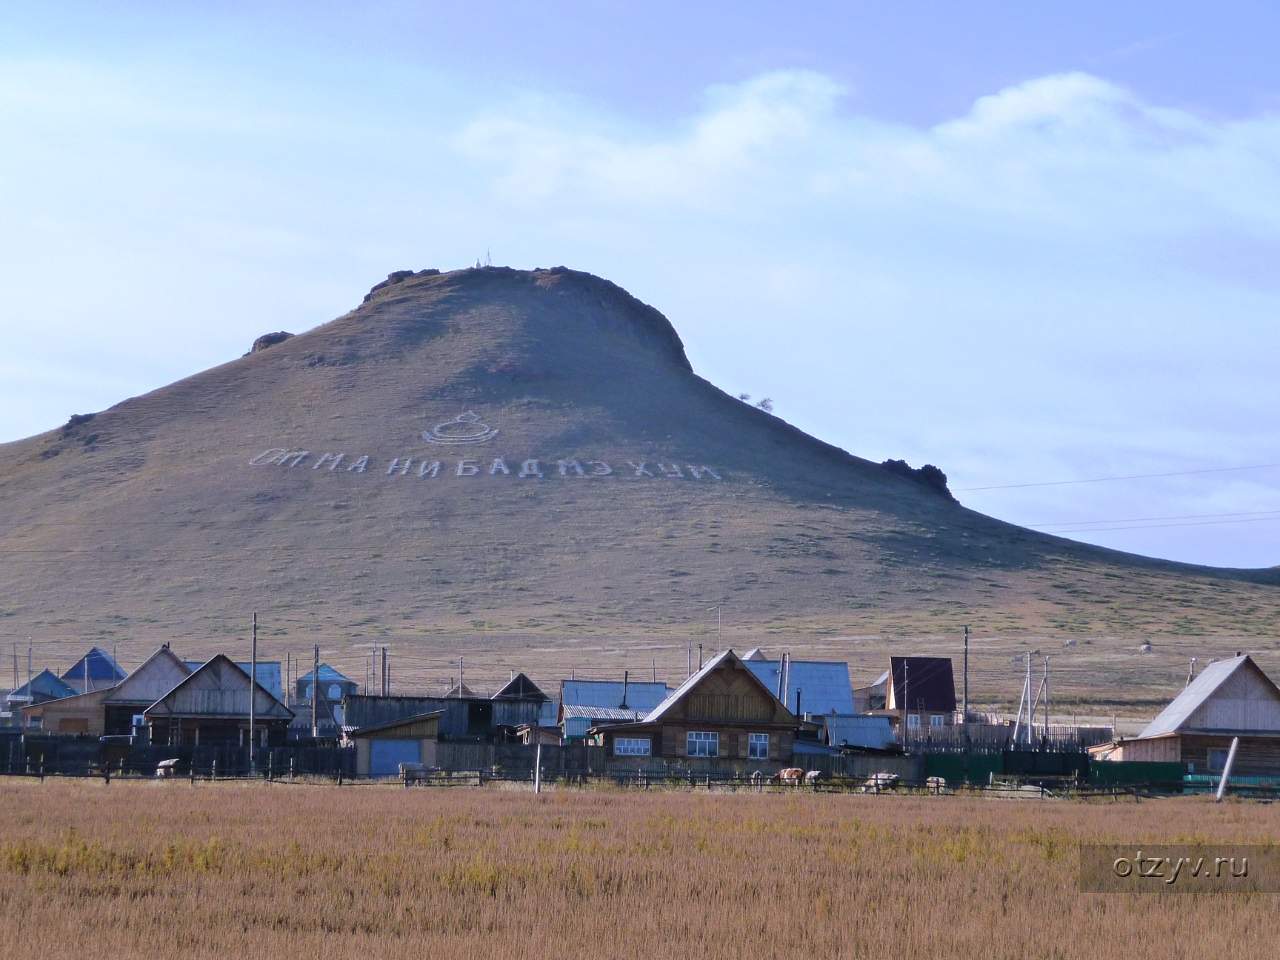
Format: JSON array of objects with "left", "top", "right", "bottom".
[{"left": 2, "top": 2, "right": 1279, "bottom": 568}]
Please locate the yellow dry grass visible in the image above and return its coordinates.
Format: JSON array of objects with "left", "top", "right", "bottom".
[{"left": 0, "top": 778, "right": 1276, "bottom": 959}]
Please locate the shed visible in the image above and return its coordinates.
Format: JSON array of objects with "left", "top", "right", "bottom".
[{"left": 348, "top": 711, "right": 442, "bottom": 777}]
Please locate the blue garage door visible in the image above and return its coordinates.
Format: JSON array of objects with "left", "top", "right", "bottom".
[{"left": 370, "top": 739, "right": 420, "bottom": 777}]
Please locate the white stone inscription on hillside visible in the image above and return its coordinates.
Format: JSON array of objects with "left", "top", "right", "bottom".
[{"left": 248, "top": 449, "right": 722, "bottom": 482}]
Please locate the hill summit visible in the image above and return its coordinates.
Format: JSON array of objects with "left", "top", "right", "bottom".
[{"left": 2, "top": 266, "right": 1278, "bottom": 695}]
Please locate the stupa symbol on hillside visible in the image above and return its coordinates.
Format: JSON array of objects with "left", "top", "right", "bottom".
[{"left": 422, "top": 410, "right": 499, "bottom": 445}]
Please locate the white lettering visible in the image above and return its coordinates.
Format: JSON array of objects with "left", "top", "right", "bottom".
[
  {"left": 588, "top": 460, "right": 612, "bottom": 476},
  {"left": 417, "top": 460, "right": 441, "bottom": 479},
  {"left": 519, "top": 459, "right": 544, "bottom": 479},
  {"left": 250, "top": 448, "right": 288, "bottom": 466},
  {"left": 347, "top": 456, "right": 370, "bottom": 473},
  {"left": 657, "top": 463, "right": 684, "bottom": 479},
  {"left": 313, "top": 452, "right": 344, "bottom": 471},
  {"left": 387, "top": 457, "right": 414, "bottom": 476},
  {"left": 626, "top": 461, "right": 653, "bottom": 478},
  {"left": 557, "top": 459, "right": 585, "bottom": 477},
  {"left": 489, "top": 458, "right": 511, "bottom": 476},
  {"left": 687, "top": 465, "right": 722, "bottom": 481},
  {"left": 457, "top": 459, "right": 480, "bottom": 476},
  {"left": 283, "top": 450, "right": 310, "bottom": 467}
]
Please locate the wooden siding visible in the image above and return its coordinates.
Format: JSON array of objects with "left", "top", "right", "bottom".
[
  {"left": 1185, "top": 663, "right": 1280, "bottom": 733},
  {"left": 105, "top": 648, "right": 191, "bottom": 705},
  {"left": 145, "top": 656, "right": 291, "bottom": 720}
]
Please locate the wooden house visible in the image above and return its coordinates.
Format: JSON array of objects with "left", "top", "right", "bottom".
[
  {"left": 885, "top": 656, "right": 957, "bottom": 731},
  {"left": 6, "top": 669, "right": 77, "bottom": 716},
  {"left": 143, "top": 654, "right": 293, "bottom": 747},
  {"left": 296, "top": 663, "right": 359, "bottom": 705},
  {"left": 101, "top": 645, "right": 193, "bottom": 736},
  {"left": 1089, "top": 654, "right": 1280, "bottom": 776},
  {"left": 589, "top": 650, "right": 797, "bottom": 770},
  {"left": 348, "top": 711, "right": 442, "bottom": 777}
]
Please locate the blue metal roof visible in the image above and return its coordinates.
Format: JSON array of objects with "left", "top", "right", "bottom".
[
  {"left": 746, "top": 659, "right": 853, "bottom": 716},
  {"left": 184, "top": 660, "right": 282, "bottom": 699},
  {"left": 560, "top": 679, "right": 670, "bottom": 711},
  {"left": 297, "top": 663, "right": 354, "bottom": 685},
  {"left": 60, "top": 647, "right": 126, "bottom": 686},
  {"left": 7, "top": 669, "right": 78, "bottom": 703}
]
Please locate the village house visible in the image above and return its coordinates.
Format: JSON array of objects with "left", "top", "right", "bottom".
[
  {"left": 296, "top": 663, "right": 358, "bottom": 705},
  {"left": 7, "top": 669, "right": 78, "bottom": 723},
  {"left": 558, "top": 676, "right": 669, "bottom": 741},
  {"left": 1089, "top": 654, "right": 1280, "bottom": 777},
  {"left": 588, "top": 650, "right": 797, "bottom": 771},
  {"left": 60, "top": 646, "right": 126, "bottom": 694},
  {"left": 741, "top": 648, "right": 855, "bottom": 717},
  {"left": 883, "top": 656, "right": 957, "bottom": 732},
  {"left": 144, "top": 654, "right": 293, "bottom": 747}
]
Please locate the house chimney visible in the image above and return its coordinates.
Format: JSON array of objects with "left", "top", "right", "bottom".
[
  {"left": 776, "top": 653, "right": 787, "bottom": 700},
  {"left": 621, "top": 670, "right": 629, "bottom": 709}
]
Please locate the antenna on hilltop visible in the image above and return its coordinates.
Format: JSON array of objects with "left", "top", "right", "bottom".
[{"left": 485, "top": 248, "right": 492, "bottom": 267}]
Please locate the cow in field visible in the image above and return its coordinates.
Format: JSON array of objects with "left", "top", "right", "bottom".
[
  {"left": 777, "top": 767, "right": 805, "bottom": 786},
  {"left": 925, "top": 776, "right": 947, "bottom": 794},
  {"left": 749, "top": 770, "right": 765, "bottom": 786},
  {"left": 804, "top": 770, "right": 822, "bottom": 786},
  {"left": 155, "top": 758, "right": 180, "bottom": 778},
  {"left": 860, "top": 772, "right": 899, "bottom": 793}
]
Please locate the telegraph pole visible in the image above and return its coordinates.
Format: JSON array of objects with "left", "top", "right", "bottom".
[
  {"left": 902, "top": 660, "right": 909, "bottom": 749},
  {"left": 962, "top": 625, "right": 969, "bottom": 724},
  {"left": 249, "top": 613, "right": 257, "bottom": 776},
  {"left": 311, "top": 644, "right": 320, "bottom": 738}
]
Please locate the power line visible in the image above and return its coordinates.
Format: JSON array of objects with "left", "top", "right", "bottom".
[
  {"left": 1029, "top": 508, "right": 1280, "bottom": 529},
  {"left": 958, "top": 462, "right": 1280, "bottom": 492},
  {"left": 1041, "top": 515, "right": 1280, "bottom": 535}
]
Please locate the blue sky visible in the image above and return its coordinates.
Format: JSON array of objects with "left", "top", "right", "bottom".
[{"left": 2, "top": 2, "right": 1279, "bottom": 568}]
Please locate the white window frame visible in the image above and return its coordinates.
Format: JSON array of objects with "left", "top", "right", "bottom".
[
  {"left": 748, "top": 732, "right": 770, "bottom": 760},
  {"left": 929, "top": 714, "right": 945, "bottom": 728},
  {"left": 906, "top": 713, "right": 921, "bottom": 729},
  {"left": 614, "top": 737, "right": 651, "bottom": 757},
  {"left": 687, "top": 730, "right": 719, "bottom": 757}
]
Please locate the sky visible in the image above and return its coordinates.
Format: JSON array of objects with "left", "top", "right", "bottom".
[{"left": 2, "top": 2, "right": 1279, "bottom": 568}]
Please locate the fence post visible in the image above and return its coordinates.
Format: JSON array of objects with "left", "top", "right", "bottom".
[
  {"left": 104, "top": 761, "right": 110, "bottom": 786},
  {"left": 39, "top": 755, "right": 44, "bottom": 782},
  {"left": 212, "top": 758, "right": 217, "bottom": 781}
]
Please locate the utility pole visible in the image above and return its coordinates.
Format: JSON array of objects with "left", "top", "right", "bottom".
[
  {"left": 249, "top": 613, "right": 257, "bottom": 776},
  {"left": 1024, "top": 652, "right": 1032, "bottom": 745},
  {"left": 1186, "top": 657, "right": 1198, "bottom": 687},
  {"left": 26, "top": 639, "right": 32, "bottom": 728},
  {"left": 1043, "top": 657, "right": 1050, "bottom": 740},
  {"left": 457, "top": 655, "right": 463, "bottom": 697},
  {"left": 697, "top": 644, "right": 703, "bottom": 669},
  {"left": 311, "top": 644, "right": 319, "bottom": 738},
  {"left": 962, "top": 625, "right": 969, "bottom": 724},
  {"left": 687, "top": 640, "right": 692, "bottom": 678},
  {"left": 902, "top": 660, "right": 909, "bottom": 749}
]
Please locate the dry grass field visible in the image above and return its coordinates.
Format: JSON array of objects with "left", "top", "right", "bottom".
[{"left": 1, "top": 778, "right": 1276, "bottom": 959}]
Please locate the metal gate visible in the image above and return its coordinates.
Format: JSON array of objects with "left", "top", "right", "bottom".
[{"left": 370, "top": 739, "right": 420, "bottom": 777}]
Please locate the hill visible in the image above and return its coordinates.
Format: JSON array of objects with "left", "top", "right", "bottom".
[{"left": 2, "top": 266, "right": 1277, "bottom": 708}]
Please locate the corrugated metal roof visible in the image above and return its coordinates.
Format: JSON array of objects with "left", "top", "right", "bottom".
[
  {"left": 6, "top": 669, "right": 78, "bottom": 703},
  {"left": 745, "top": 659, "right": 854, "bottom": 716},
  {"left": 560, "top": 679, "right": 669, "bottom": 711},
  {"left": 1138, "top": 655, "right": 1276, "bottom": 738},
  {"left": 822, "top": 715, "right": 895, "bottom": 749},
  {"left": 562, "top": 704, "right": 646, "bottom": 722}
]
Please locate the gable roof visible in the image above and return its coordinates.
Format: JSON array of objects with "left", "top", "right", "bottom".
[
  {"left": 888, "top": 657, "right": 956, "bottom": 713},
  {"left": 145, "top": 654, "right": 292, "bottom": 720},
  {"left": 745, "top": 659, "right": 854, "bottom": 716},
  {"left": 645, "top": 649, "right": 793, "bottom": 724},
  {"left": 1139, "top": 655, "right": 1280, "bottom": 739},
  {"left": 443, "top": 680, "right": 477, "bottom": 698},
  {"left": 186, "top": 660, "right": 283, "bottom": 699},
  {"left": 105, "top": 645, "right": 192, "bottom": 705},
  {"left": 7, "top": 669, "right": 78, "bottom": 703},
  {"left": 560, "top": 679, "right": 670, "bottom": 712},
  {"left": 60, "top": 647, "right": 126, "bottom": 689},
  {"left": 492, "top": 672, "right": 548, "bottom": 702},
  {"left": 297, "top": 663, "right": 354, "bottom": 685},
  {"left": 742, "top": 647, "right": 769, "bottom": 661},
  {"left": 350, "top": 710, "right": 443, "bottom": 738}
]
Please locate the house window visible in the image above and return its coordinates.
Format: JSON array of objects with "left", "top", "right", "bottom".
[
  {"left": 614, "top": 737, "right": 651, "bottom": 756},
  {"left": 906, "top": 714, "right": 920, "bottom": 729},
  {"left": 748, "top": 732, "right": 770, "bottom": 760},
  {"left": 929, "top": 714, "right": 945, "bottom": 728},
  {"left": 1208, "top": 748, "right": 1230, "bottom": 773},
  {"left": 687, "top": 731, "right": 719, "bottom": 757}
]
